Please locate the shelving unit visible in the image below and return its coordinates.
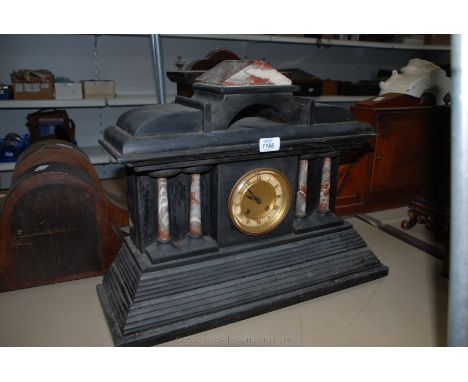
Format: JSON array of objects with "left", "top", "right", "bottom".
[
  {"left": 310, "top": 96, "right": 371, "bottom": 103},
  {"left": 106, "top": 95, "right": 159, "bottom": 106},
  {"left": 161, "top": 34, "right": 451, "bottom": 51},
  {"left": 0, "top": 95, "right": 369, "bottom": 110},
  {"left": 0, "top": 99, "right": 106, "bottom": 109},
  {"left": 95, "top": 34, "right": 452, "bottom": 51},
  {"left": 0, "top": 34, "right": 452, "bottom": 188},
  {"left": 0, "top": 95, "right": 159, "bottom": 109},
  {"left": 0, "top": 91, "right": 373, "bottom": 173},
  {"left": 0, "top": 94, "right": 159, "bottom": 175}
]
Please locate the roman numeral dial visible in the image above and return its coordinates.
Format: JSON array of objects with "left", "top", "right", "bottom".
[{"left": 229, "top": 168, "right": 291, "bottom": 235}]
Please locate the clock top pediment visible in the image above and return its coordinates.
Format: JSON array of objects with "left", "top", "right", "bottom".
[{"left": 100, "top": 61, "right": 375, "bottom": 166}]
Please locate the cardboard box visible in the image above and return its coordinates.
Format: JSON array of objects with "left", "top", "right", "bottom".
[
  {"left": 55, "top": 82, "right": 83, "bottom": 100},
  {"left": 82, "top": 80, "right": 115, "bottom": 99},
  {"left": 12, "top": 78, "right": 54, "bottom": 100}
]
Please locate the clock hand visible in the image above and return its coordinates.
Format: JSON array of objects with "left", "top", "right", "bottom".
[
  {"left": 246, "top": 195, "right": 262, "bottom": 204},
  {"left": 247, "top": 189, "right": 262, "bottom": 204}
]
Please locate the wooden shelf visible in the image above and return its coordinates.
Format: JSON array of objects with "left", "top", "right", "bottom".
[{"left": 161, "top": 34, "right": 451, "bottom": 51}]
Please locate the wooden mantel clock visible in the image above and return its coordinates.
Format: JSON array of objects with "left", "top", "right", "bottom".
[{"left": 97, "top": 60, "right": 388, "bottom": 346}]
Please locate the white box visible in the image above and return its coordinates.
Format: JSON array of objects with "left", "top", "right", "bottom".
[
  {"left": 82, "top": 80, "right": 115, "bottom": 99},
  {"left": 54, "top": 82, "right": 83, "bottom": 100}
]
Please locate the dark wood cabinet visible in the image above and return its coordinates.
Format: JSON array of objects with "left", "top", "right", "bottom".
[
  {"left": 335, "top": 93, "right": 449, "bottom": 216},
  {"left": 369, "top": 110, "right": 434, "bottom": 196}
]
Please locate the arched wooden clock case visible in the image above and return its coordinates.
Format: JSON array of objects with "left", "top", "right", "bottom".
[{"left": 97, "top": 61, "right": 388, "bottom": 346}]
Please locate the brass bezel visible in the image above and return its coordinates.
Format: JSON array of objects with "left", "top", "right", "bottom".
[{"left": 228, "top": 168, "right": 291, "bottom": 236}]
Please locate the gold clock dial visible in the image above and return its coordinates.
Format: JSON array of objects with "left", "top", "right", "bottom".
[{"left": 229, "top": 168, "right": 291, "bottom": 235}]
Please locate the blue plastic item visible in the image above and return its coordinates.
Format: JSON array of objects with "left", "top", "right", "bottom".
[{"left": 0, "top": 133, "right": 31, "bottom": 162}]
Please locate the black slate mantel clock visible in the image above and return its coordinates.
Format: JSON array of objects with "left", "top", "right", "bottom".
[{"left": 97, "top": 60, "right": 388, "bottom": 346}]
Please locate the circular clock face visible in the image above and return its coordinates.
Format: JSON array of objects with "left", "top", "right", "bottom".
[{"left": 228, "top": 168, "right": 291, "bottom": 235}]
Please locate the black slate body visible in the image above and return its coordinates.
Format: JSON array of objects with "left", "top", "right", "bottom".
[{"left": 97, "top": 64, "right": 388, "bottom": 346}]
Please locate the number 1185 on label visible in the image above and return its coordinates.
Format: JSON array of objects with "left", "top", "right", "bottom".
[{"left": 259, "top": 137, "right": 281, "bottom": 152}]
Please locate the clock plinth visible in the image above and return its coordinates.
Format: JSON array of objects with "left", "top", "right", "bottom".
[
  {"left": 97, "top": 61, "right": 388, "bottom": 346},
  {"left": 97, "top": 222, "right": 386, "bottom": 346},
  {"left": 146, "top": 235, "right": 219, "bottom": 264},
  {"left": 294, "top": 211, "right": 344, "bottom": 233}
]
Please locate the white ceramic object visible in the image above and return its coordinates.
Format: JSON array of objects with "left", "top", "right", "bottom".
[{"left": 379, "top": 58, "right": 451, "bottom": 105}]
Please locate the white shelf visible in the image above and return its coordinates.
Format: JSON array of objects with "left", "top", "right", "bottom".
[
  {"left": 0, "top": 98, "right": 106, "bottom": 109},
  {"left": 0, "top": 95, "right": 381, "bottom": 109},
  {"left": 0, "top": 96, "right": 160, "bottom": 109},
  {"left": 0, "top": 161, "right": 15, "bottom": 171},
  {"left": 311, "top": 96, "right": 373, "bottom": 102},
  {"left": 98, "top": 35, "right": 452, "bottom": 51},
  {"left": 310, "top": 37, "right": 450, "bottom": 51},
  {"left": 81, "top": 146, "right": 115, "bottom": 165},
  {"left": 161, "top": 34, "right": 451, "bottom": 51},
  {"left": 107, "top": 95, "right": 159, "bottom": 106}
]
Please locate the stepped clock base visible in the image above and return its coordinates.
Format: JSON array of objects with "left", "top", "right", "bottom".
[{"left": 97, "top": 222, "right": 388, "bottom": 346}]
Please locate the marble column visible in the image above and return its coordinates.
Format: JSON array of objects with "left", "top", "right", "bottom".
[
  {"left": 157, "top": 177, "right": 171, "bottom": 242},
  {"left": 189, "top": 173, "right": 202, "bottom": 237},
  {"left": 295, "top": 159, "right": 308, "bottom": 217},
  {"left": 319, "top": 157, "right": 332, "bottom": 213}
]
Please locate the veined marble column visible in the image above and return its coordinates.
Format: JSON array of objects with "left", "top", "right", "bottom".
[
  {"left": 157, "top": 177, "right": 171, "bottom": 242},
  {"left": 189, "top": 174, "right": 202, "bottom": 237},
  {"left": 319, "top": 157, "right": 332, "bottom": 213},
  {"left": 295, "top": 159, "right": 308, "bottom": 217}
]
